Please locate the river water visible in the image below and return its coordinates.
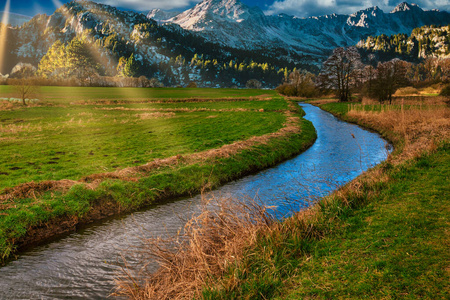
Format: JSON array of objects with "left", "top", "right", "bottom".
[{"left": 0, "top": 104, "right": 390, "bottom": 299}]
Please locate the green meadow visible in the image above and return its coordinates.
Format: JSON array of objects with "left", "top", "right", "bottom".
[
  {"left": 0, "top": 88, "right": 287, "bottom": 189},
  {"left": 0, "top": 86, "right": 277, "bottom": 104},
  {"left": 0, "top": 86, "right": 316, "bottom": 262}
]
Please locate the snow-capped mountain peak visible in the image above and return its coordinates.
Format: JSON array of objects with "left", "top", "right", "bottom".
[
  {"left": 347, "top": 6, "right": 384, "bottom": 27},
  {"left": 169, "top": 0, "right": 265, "bottom": 30},
  {"left": 391, "top": 2, "right": 423, "bottom": 13},
  {"left": 147, "top": 9, "right": 180, "bottom": 23},
  {"left": 151, "top": 0, "right": 448, "bottom": 64}
]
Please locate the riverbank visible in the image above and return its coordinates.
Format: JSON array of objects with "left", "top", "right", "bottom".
[
  {"left": 204, "top": 98, "right": 449, "bottom": 299},
  {"left": 202, "top": 140, "right": 449, "bottom": 299},
  {"left": 0, "top": 89, "right": 317, "bottom": 264},
  {"left": 117, "top": 97, "right": 449, "bottom": 299}
]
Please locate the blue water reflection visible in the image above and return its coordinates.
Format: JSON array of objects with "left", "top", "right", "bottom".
[{"left": 202, "top": 103, "right": 390, "bottom": 217}]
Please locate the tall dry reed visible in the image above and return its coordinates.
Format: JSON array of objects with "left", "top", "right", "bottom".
[
  {"left": 113, "top": 195, "right": 275, "bottom": 299},
  {"left": 348, "top": 99, "right": 450, "bottom": 162}
]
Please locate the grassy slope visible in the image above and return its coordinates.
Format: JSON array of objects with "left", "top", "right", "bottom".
[
  {"left": 202, "top": 102, "right": 449, "bottom": 299},
  {"left": 281, "top": 146, "right": 449, "bottom": 299},
  {"left": 0, "top": 87, "right": 317, "bottom": 263}
]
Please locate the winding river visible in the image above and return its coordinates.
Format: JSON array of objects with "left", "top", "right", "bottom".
[{"left": 0, "top": 104, "right": 390, "bottom": 299}]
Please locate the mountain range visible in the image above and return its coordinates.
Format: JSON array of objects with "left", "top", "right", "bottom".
[
  {"left": 149, "top": 0, "right": 449, "bottom": 64},
  {"left": 1, "top": 0, "right": 449, "bottom": 87}
]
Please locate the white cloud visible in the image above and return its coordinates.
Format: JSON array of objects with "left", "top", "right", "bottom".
[
  {"left": 95, "top": 0, "right": 202, "bottom": 11},
  {"left": 265, "top": 0, "right": 449, "bottom": 17}
]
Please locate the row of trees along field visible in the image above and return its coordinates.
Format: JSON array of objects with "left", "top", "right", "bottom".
[
  {"left": 6, "top": 45, "right": 450, "bottom": 106},
  {"left": 277, "top": 47, "right": 450, "bottom": 103}
]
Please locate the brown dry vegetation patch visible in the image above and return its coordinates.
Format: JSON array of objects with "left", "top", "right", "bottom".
[
  {"left": 348, "top": 100, "right": 450, "bottom": 163},
  {"left": 114, "top": 196, "right": 274, "bottom": 300},
  {"left": 0, "top": 100, "right": 16, "bottom": 111},
  {"left": 0, "top": 123, "right": 43, "bottom": 134},
  {"left": 0, "top": 180, "right": 77, "bottom": 203},
  {"left": 361, "top": 96, "right": 448, "bottom": 106},
  {"left": 136, "top": 112, "right": 176, "bottom": 119},
  {"left": 0, "top": 100, "right": 45, "bottom": 111},
  {"left": 307, "top": 98, "right": 339, "bottom": 105}
]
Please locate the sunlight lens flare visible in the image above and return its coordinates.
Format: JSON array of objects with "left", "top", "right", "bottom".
[
  {"left": 49, "top": 1, "right": 143, "bottom": 105},
  {"left": 72, "top": 1, "right": 144, "bottom": 101},
  {"left": 51, "top": 0, "right": 64, "bottom": 10},
  {"left": 53, "top": 1, "right": 121, "bottom": 77},
  {"left": 0, "top": 0, "right": 11, "bottom": 74}
]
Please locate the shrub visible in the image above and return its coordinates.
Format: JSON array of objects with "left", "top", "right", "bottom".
[
  {"left": 246, "top": 79, "right": 262, "bottom": 89},
  {"left": 276, "top": 84, "right": 296, "bottom": 97},
  {"left": 276, "top": 83, "right": 318, "bottom": 98},
  {"left": 394, "top": 87, "right": 419, "bottom": 96},
  {"left": 439, "top": 84, "right": 450, "bottom": 97},
  {"left": 186, "top": 81, "right": 198, "bottom": 88}
]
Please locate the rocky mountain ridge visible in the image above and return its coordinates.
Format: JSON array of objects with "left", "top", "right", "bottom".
[
  {"left": 2, "top": 0, "right": 449, "bottom": 87},
  {"left": 150, "top": 0, "right": 449, "bottom": 64},
  {"left": 3, "top": 0, "right": 305, "bottom": 87},
  {"left": 0, "top": 11, "right": 32, "bottom": 27}
]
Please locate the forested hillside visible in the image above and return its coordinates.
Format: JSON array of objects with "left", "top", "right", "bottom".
[
  {"left": 358, "top": 25, "right": 450, "bottom": 62},
  {"left": 2, "top": 0, "right": 314, "bottom": 88}
]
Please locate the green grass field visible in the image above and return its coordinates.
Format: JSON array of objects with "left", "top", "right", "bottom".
[
  {"left": 0, "top": 99, "right": 286, "bottom": 189},
  {"left": 0, "top": 86, "right": 316, "bottom": 263},
  {"left": 0, "top": 86, "right": 276, "bottom": 104}
]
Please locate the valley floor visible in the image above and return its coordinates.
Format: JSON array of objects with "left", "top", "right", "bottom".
[
  {"left": 0, "top": 87, "right": 316, "bottom": 264},
  {"left": 146, "top": 98, "right": 449, "bottom": 299}
]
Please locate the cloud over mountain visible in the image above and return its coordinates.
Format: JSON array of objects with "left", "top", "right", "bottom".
[
  {"left": 265, "top": 0, "right": 450, "bottom": 17},
  {"left": 95, "top": 0, "right": 202, "bottom": 11}
]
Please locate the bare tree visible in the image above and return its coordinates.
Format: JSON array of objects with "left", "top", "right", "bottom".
[
  {"left": 371, "top": 59, "right": 409, "bottom": 104},
  {"left": 12, "top": 78, "right": 38, "bottom": 106},
  {"left": 317, "top": 47, "right": 362, "bottom": 102}
]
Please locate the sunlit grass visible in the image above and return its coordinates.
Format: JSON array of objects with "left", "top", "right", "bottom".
[
  {"left": 0, "top": 85, "right": 279, "bottom": 104},
  {"left": 0, "top": 87, "right": 285, "bottom": 190}
]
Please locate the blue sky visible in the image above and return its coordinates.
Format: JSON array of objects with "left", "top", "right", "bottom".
[{"left": 2, "top": 0, "right": 449, "bottom": 18}]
